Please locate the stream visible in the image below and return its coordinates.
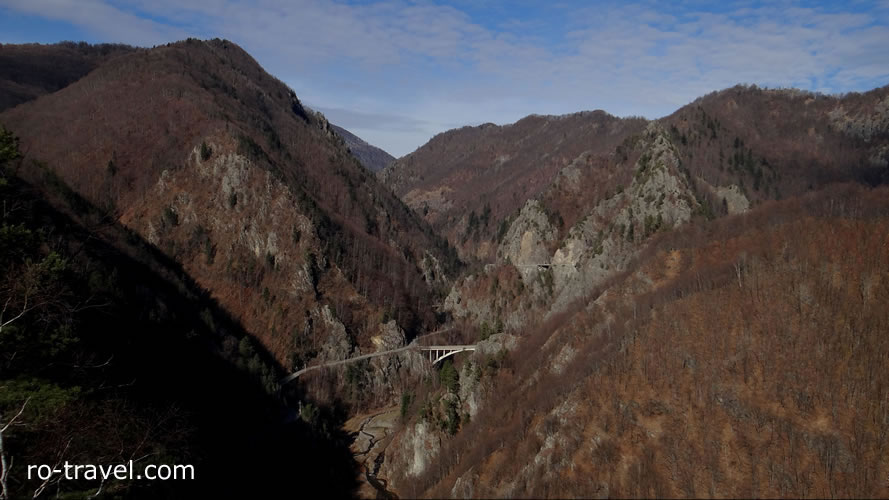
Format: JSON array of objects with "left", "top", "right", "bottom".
[{"left": 347, "top": 407, "right": 400, "bottom": 499}]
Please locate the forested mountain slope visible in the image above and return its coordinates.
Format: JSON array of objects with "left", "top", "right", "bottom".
[
  {"left": 332, "top": 124, "right": 395, "bottom": 172},
  {"left": 3, "top": 37, "right": 888, "bottom": 499},
  {"left": 382, "top": 85, "right": 889, "bottom": 263},
  {"left": 0, "top": 39, "right": 458, "bottom": 399},
  {"left": 374, "top": 85, "right": 889, "bottom": 498},
  {"left": 416, "top": 85, "right": 889, "bottom": 341},
  {"left": 380, "top": 111, "right": 648, "bottom": 259},
  {"left": 0, "top": 129, "right": 357, "bottom": 498},
  {"left": 388, "top": 183, "right": 889, "bottom": 498},
  {"left": 0, "top": 41, "right": 136, "bottom": 112}
]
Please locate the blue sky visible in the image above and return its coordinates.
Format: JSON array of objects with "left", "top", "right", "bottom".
[{"left": 1, "top": 1, "right": 888, "bottom": 156}]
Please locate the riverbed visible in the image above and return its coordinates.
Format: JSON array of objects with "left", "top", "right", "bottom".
[{"left": 344, "top": 406, "right": 401, "bottom": 499}]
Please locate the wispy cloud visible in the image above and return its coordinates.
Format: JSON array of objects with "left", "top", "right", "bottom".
[
  {"left": 2, "top": 0, "right": 188, "bottom": 45},
  {"left": 1, "top": 0, "right": 888, "bottom": 156}
]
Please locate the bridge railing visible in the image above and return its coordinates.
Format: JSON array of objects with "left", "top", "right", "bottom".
[{"left": 280, "top": 344, "right": 478, "bottom": 383}]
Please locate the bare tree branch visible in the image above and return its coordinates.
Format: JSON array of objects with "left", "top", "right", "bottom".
[
  {"left": 0, "top": 290, "right": 48, "bottom": 335},
  {"left": 71, "top": 355, "right": 114, "bottom": 369},
  {"left": 31, "top": 438, "right": 70, "bottom": 499},
  {"left": 0, "top": 397, "right": 30, "bottom": 500}
]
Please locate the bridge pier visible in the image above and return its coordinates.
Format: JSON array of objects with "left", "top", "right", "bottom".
[{"left": 419, "top": 345, "right": 477, "bottom": 366}]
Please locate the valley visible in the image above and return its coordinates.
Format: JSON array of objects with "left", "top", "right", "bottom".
[{"left": 0, "top": 37, "right": 887, "bottom": 499}]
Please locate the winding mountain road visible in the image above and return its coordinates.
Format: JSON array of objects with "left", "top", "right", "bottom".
[
  {"left": 280, "top": 345, "right": 415, "bottom": 384},
  {"left": 279, "top": 327, "right": 464, "bottom": 385}
]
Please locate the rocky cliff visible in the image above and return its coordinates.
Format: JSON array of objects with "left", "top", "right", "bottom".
[{"left": 0, "top": 39, "right": 458, "bottom": 407}]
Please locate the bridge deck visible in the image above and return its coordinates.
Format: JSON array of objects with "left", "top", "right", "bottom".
[
  {"left": 280, "top": 343, "right": 477, "bottom": 384},
  {"left": 419, "top": 345, "right": 476, "bottom": 351}
]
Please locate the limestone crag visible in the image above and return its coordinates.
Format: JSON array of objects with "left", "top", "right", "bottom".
[
  {"left": 442, "top": 273, "right": 535, "bottom": 331},
  {"left": 385, "top": 332, "right": 519, "bottom": 493},
  {"left": 715, "top": 184, "right": 750, "bottom": 214},
  {"left": 386, "top": 420, "right": 438, "bottom": 492},
  {"left": 366, "top": 321, "right": 430, "bottom": 401},
  {"left": 498, "top": 199, "right": 558, "bottom": 282},
  {"left": 551, "top": 150, "right": 592, "bottom": 194},
  {"left": 548, "top": 123, "right": 696, "bottom": 313},
  {"left": 828, "top": 95, "right": 889, "bottom": 142},
  {"left": 419, "top": 250, "right": 451, "bottom": 289},
  {"left": 315, "top": 304, "right": 354, "bottom": 362}
]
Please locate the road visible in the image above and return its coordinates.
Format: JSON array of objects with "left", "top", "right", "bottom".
[
  {"left": 280, "top": 345, "right": 415, "bottom": 385},
  {"left": 279, "top": 327, "right": 461, "bottom": 385}
]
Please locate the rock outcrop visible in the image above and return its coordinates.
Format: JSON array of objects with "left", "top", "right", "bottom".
[{"left": 498, "top": 199, "right": 558, "bottom": 282}]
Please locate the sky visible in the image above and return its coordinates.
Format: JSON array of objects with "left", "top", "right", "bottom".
[{"left": 1, "top": 1, "right": 888, "bottom": 156}]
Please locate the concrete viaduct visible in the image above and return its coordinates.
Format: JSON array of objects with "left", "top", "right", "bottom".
[{"left": 280, "top": 344, "right": 476, "bottom": 385}]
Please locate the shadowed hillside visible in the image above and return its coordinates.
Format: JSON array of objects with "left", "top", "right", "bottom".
[
  {"left": 0, "top": 129, "right": 359, "bottom": 498},
  {"left": 0, "top": 41, "right": 136, "bottom": 112},
  {"left": 3, "top": 35, "right": 888, "bottom": 500},
  {"left": 0, "top": 39, "right": 459, "bottom": 410}
]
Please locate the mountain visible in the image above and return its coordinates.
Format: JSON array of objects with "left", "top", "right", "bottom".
[
  {"left": 379, "top": 86, "right": 889, "bottom": 330},
  {"left": 661, "top": 85, "right": 889, "bottom": 200},
  {"left": 0, "top": 41, "right": 136, "bottom": 112},
  {"left": 388, "top": 182, "right": 889, "bottom": 498},
  {"left": 2, "top": 36, "right": 889, "bottom": 499},
  {"left": 0, "top": 37, "right": 463, "bottom": 497},
  {"left": 379, "top": 111, "right": 648, "bottom": 260},
  {"left": 0, "top": 43, "right": 469, "bottom": 496},
  {"left": 0, "top": 128, "right": 358, "bottom": 497},
  {"left": 331, "top": 123, "right": 395, "bottom": 172},
  {"left": 372, "top": 84, "right": 889, "bottom": 498},
  {"left": 1, "top": 39, "right": 460, "bottom": 373},
  {"left": 382, "top": 86, "right": 889, "bottom": 262}
]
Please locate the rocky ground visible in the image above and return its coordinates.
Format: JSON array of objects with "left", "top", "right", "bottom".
[{"left": 344, "top": 407, "right": 402, "bottom": 498}]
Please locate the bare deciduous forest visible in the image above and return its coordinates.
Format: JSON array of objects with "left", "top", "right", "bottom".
[
  {"left": 401, "top": 184, "right": 889, "bottom": 498},
  {"left": 1, "top": 36, "right": 888, "bottom": 499}
]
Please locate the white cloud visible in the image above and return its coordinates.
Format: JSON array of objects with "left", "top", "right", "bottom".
[
  {"left": 2, "top": 0, "right": 887, "bottom": 156},
  {"left": 1, "top": 0, "right": 188, "bottom": 45}
]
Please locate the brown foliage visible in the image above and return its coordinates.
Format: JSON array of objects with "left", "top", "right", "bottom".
[
  {"left": 405, "top": 184, "right": 889, "bottom": 498},
  {"left": 382, "top": 111, "right": 647, "bottom": 259},
  {"left": 664, "top": 84, "right": 889, "bottom": 205},
  {"left": 0, "top": 41, "right": 137, "bottom": 112},
  {"left": 0, "top": 40, "right": 457, "bottom": 401}
]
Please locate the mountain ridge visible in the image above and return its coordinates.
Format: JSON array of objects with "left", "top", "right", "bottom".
[
  {"left": 331, "top": 123, "right": 395, "bottom": 172},
  {"left": 379, "top": 110, "right": 648, "bottom": 260},
  {"left": 2, "top": 37, "right": 888, "bottom": 499},
  {"left": 0, "top": 41, "right": 137, "bottom": 112},
  {"left": 380, "top": 83, "right": 889, "bottom": 260},
  {"left": 0, "top": 38, "right": 459, "bottom": 403}
]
